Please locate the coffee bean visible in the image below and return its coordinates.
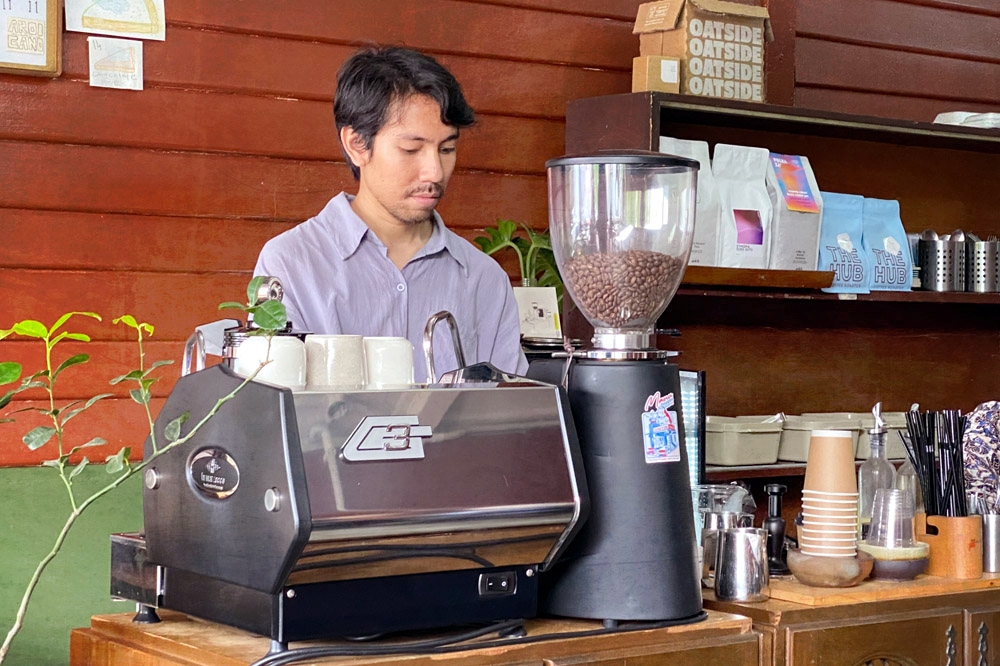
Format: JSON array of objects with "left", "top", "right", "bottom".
[{"left": 563, "top": 250, "right": 684, "bottom": 328}]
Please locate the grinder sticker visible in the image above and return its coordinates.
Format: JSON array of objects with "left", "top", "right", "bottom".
[{"left": 642, "top": 391, "right": 680, "bottom": 464}]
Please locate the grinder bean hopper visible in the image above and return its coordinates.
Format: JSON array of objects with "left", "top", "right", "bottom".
[{"left": 528, "top": 150, "right": 702, "bottom": 624}]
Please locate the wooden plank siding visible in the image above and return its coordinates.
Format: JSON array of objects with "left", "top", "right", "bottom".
[
  {"left": 0, "top": 0, "right": 640, "bottom": 466},
  {"left": 794, "top": 0, "right": 1000, "bottom": 121}
]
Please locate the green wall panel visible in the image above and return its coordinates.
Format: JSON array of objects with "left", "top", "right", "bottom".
[{"left": 0, "top": 466, "right": 142, "bottom": 666}]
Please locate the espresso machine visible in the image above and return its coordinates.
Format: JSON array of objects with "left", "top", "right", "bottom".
[{"left": 528, "top": 151, "right": 703, "bottom": 624}]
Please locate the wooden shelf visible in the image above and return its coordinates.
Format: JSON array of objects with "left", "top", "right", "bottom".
[
  {"left": 681, "top": 266, "right": 833, "bottom": 289},
  {"left": 706, "top": 459, "right": 905, "bottom": 482},
  {"left": 678, "top": 267, "right": 1000, "bottom": 305},
  {"left": 624, "top": 91, "right": 1000, "bottom": 154}
]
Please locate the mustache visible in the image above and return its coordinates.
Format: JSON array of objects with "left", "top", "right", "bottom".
[{"left": 406, "top": 184, "right": 444, "bottom": 198}]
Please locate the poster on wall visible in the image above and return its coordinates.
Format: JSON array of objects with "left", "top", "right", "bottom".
[
  {"left": 0, "top": 0, "right": 61, "bottom": 76},
  {"left": 88, "top": 35, "right": 142, "bottom": 90},
  {"left": 65, "top": 0, "right": 165, "bottom": 41}
]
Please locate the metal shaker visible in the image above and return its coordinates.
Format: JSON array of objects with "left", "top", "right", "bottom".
[
  {"left": 713, "top": 527, "right": 770, "bottom": 602},
  {"left": 701, "top": 511, "right": 753, "bottom": 588}
]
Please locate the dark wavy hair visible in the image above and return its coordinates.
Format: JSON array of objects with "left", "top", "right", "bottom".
[{"left": 334, "top": 46, "right": 476, "bottom": 180}]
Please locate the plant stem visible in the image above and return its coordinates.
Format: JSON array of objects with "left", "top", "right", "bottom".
[{"left": 0, "top": 371, "right": 252, "bottom": 664}]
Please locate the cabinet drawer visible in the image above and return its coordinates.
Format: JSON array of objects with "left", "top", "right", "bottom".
[
  {"left": 548, "top": 632, "right": 760, "bottom": 666},
  {"left": 786, "top": 608, "right": 963, "bottom": 666},
  {"left": 967, "top": 606, "right": 1000, "bottom": 666}
]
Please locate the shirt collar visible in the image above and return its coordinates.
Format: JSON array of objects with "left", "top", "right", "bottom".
[{"left": 324, "top": 192, "right": 467, "bottom": 271}]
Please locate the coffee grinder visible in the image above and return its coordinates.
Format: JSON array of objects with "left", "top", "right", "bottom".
[{"left": 528, "top": 151, "right": 702, "bottom": 625}]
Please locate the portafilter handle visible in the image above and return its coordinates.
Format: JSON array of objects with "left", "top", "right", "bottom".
[{"left": 423, "top": 311, "right": 466, "bottom": 384}]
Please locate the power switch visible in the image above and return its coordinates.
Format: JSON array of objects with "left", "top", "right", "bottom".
[{"left": 478, "top": 571, "right": 517, "bottom": 597}]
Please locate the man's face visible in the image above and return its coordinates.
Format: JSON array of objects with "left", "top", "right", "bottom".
[{"left": 352, "top": 94, "right": 459, "bottom": 226}]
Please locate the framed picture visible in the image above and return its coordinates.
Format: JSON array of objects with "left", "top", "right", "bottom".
[{"left": 0, "top": 0, "right": 61, "bottom": 76}]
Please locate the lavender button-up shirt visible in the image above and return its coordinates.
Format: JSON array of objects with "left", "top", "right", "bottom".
[{"left": 254, "top": 193, "right": 528, "bottom": 383}]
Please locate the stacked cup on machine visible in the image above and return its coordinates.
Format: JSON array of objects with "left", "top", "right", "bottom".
[{"left": 800, "top": 430, "right": 859, "bottom": 558}]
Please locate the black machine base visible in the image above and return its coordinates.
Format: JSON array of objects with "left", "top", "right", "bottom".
[
  {"left": 528, "top": 357, "right": 703, "bottom": 623},
  {"left": 160, "top": 565, "right": 538, "bottom": 643}
]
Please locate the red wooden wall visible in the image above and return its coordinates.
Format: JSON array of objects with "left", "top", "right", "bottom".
[
  {"left": 782, "top": 0, "right": 1000, "bottom": 121},
  {"left": 0, "top": 0, "right": 641, "bottom": 466},
  {"left": 2, "top": 0, "right": 997, "bottom": 465}
]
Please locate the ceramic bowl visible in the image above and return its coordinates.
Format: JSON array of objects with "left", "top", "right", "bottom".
[{"left": 787, "top": 548, "right": 874, "bottom": 586}]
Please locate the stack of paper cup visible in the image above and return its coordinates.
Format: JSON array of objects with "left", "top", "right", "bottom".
[{"left": 800, "top": 430, "right": 859, "bottom": 558}]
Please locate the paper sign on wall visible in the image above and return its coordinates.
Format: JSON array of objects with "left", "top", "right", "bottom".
[
  {"left": 66, "top": 0, "right": 165, "bottom": 41},
  {"left": 88, "top": 36, "right": 142, "bottom": 90}
]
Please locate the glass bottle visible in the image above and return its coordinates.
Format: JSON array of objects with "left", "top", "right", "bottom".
[
  {"left": 894, "top": 457, "right": 924, "bottom": 514},
  {"left": 858, "top": 427, "right": 896, "bottom": 541}
]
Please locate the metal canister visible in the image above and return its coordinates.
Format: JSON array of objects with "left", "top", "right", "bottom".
[
  {"left": 965, "top": 240, "right": 1000, "bottom": 293},
  {"left": 918, "top": 238, "right": 966, "bottom": 292}
]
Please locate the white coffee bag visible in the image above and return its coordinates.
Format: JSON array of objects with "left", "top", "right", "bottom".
[
  {"left": 712, "top": 144, "right": 773, "bottom": 269},
  {"left": 660, "top": 137, "right": 721, "bottom": 266},
  {"left": 765, "top": 154, "right": 823, "bottom": 270}
]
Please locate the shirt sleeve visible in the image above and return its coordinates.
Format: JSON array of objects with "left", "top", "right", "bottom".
[
  {"left": 254, "top": 243, "right": 305, "bottom": 332},
  {"left": 490, "top": 279, "right": 529, "bottom": 376}
]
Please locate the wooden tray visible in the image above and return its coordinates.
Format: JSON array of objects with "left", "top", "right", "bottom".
[{"left": 768, "top": 573, "right": 1000, "bottom": 606}]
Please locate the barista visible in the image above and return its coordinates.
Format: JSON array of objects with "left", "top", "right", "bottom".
[{"left": 254, "top": 46, "right": 527, "bottom": 382}]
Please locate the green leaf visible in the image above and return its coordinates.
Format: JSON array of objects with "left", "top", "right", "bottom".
[
  {"left": 113, "top": 315, "right": 139, "bottom": 330},
  {"left": 110, "top": 369, "right": 144, "bottom": 385},
  {"left": 69, "top": 457, "right": 90, "bottom": 478},
  {"left": 75, "top": 437, "right": 107, "bottom": 450},
  {"left": 23, "top": 426, "right": 56, "bottom": 450},
  {"left": 218, "top": 301, "right": 249, "bottom": 312},
  {"left": 141, "top": 359, "right": 174, "bottom": 377},
  {"left": 246, "top": 276, "right": 267, "bottom": 305},
  {"left": 12, "top": 320, "right": 48, "bottom": 339},
  {"left": 53, "top": 332, "right": 91, "bottom": 343},
  {"left": 0, "top": 361, "right": 22, "bottom": 385},
  {"left": 164, "top": 412, "right": 190, "bottom": 442},
  {"left": 61, "top": 393, "right": 112, "bottom": 427},
  {"left": 52, "top": 354, "right": 90, "bottom": 380},
  {"left": 251, "top": 299, "right": 287, "bottom": 331},
  {"left": 50, "top": 312, "right": 101, "bottom": 335},
  {"left": 140, "top": 377, "right": 155, "bottom": 391},
  {"left": 129, "top": 388, "right": 150, "bottom": 405},
  {"left": 105, "top": 447, "right": 130, "bottom": 474},
  {"left": 41, "top": 459, "right": 62, "bottom": 469},
  {"left": 141, "top": 322, "right": 154, "bottom": 335}
]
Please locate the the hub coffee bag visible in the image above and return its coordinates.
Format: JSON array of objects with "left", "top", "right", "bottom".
[
  {"left": 765, "top": 153, "right": 822, "bottom": 270},
  {"left": 660, "top": 136, "right": 721, "bottom": 266},
  {"left": 713, "top": 143, "right": 772, "bottom": 269},
  {"left": 819, "top": 192, "right": 869, "bottom": 294},
  {"left": 861, "top": 198, "right": 911, "bottom": 291}
]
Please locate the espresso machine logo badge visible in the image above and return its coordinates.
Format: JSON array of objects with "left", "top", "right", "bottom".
[
  {"left": 341, "top": 415, "right": 433, "bottom": 462},
  {"left": 189, "top": 448, "right": 241, "bottom": 499},
  {"left": 641, "top": 391, "right": 680, "bottom": 464}
]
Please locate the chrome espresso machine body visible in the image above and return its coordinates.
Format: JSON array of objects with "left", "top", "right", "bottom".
[{"left": 113, "top": 334, "right": 588, "bottom": 644}]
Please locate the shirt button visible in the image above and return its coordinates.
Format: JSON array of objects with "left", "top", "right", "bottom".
[{"left": 396, "top": 283, "right": 405, "bottom": 292}]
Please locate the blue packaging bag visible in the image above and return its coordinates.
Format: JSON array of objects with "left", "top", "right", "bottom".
[
  {"left": 819, "top": 192, "right": 869, "bottom": 294},
  {"left": 861, "top": 197, "right": 912, "bottom": 291}
]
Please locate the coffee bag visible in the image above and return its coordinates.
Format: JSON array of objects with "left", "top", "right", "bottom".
[
  {"left": 713, "top": 143, "right": 772, "bottom": 269},
  {"left": 818, "top": 192, "right": 869, "bottom": 294},
  {"left": 765, "top": 153, "right": 822, "bottom": 270},
  {"left": 861, "top": 198, "right": 911, "bottom": 291},
  {"left": 660, "top": 136, "right": 721, "bottom": 265}
]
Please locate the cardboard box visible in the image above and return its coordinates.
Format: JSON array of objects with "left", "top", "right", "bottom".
[
  {"left": 633, "top": 0, "right": 772, "bottom": 103},
  {"left": 632, "top": 55, "right": 681, "bottom": 93}
]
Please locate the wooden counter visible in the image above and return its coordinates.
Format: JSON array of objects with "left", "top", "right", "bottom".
[
  {"left": 704, "top": 574, "right": 1000, "bottom": 666},
  {"left": 69, "top": 610, "right": 758, "bottom": 666}
]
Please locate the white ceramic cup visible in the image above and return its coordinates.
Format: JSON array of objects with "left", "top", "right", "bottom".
[
  {"left": 305, "top": 334, "right": 366, "bottom": 390},
  {"left": 232, "top": 335, "right": 306, "bottom": 391},
  {"left": 363, "top": 336, "right": 415, "bottom": 389}
]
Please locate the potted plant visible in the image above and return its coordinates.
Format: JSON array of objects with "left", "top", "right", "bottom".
[{"left": 475, "top": 219, "right": 566, "bottom": 341}]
